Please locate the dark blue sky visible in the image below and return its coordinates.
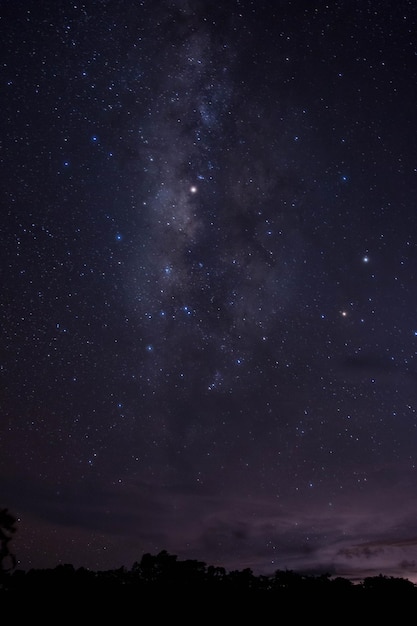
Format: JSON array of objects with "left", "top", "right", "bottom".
[{"left": 2, "top": 0, "right": 417, "bottom": 582}]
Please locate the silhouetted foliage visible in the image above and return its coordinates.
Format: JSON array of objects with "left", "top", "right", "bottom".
[
  {"left": 1, "top": 549, "right": 416, "bottom": 606},
  {"left": 0, "top": 508, "right": 17, "bottom": 573},
  {"left": 361, "top": 573, "right": 416, "bottom": 595},
  {"left": 0, "top": 516, "right": 416, "bottom": 614}
]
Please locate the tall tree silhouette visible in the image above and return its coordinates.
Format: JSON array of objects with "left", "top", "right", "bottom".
[{"left": 0, "top": 508, "right": 17, "bottom": 572}]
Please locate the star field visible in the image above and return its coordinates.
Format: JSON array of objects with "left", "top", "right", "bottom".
[{"left": 2, "top": 0, "right": 417, "bottom": 582}]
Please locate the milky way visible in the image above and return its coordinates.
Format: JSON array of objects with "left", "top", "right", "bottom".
[{"left": 3, "top": 0, "right": 417, "bottom": 582}]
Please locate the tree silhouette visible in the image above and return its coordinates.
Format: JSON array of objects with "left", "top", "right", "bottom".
[
  {"left": 0, "top": 545, "right": 416, "bottom": 604},
  {"left": 0, "top": 508, "right": 17, "bottom": 572},
  {"left": 131, "top": 550, "right": 178, "bottom": 586}
]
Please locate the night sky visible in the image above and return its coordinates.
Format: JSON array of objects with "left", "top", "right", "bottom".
[{"left": 3, "top": 0, "right": 417, "bottom": 583}]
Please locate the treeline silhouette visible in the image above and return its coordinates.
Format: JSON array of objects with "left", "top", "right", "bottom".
[
  {"left": 1, "top": 508, "right": 416, "bottom": 606},
  {"left": 1, "top": 549, "right": 416, "bottom": 601}
]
